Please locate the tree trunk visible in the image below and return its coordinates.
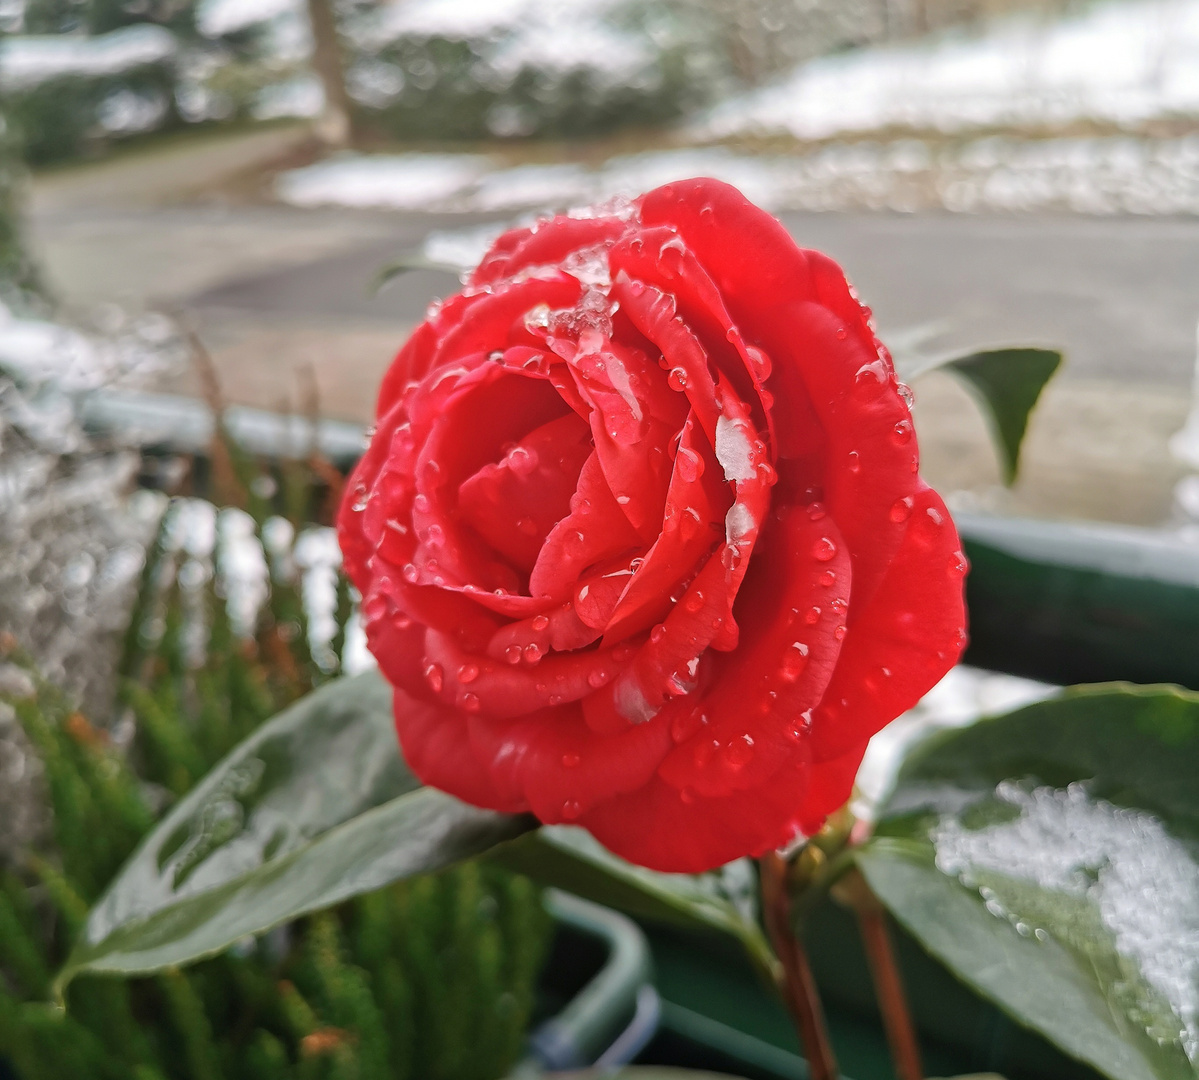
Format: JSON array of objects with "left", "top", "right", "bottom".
[{"left": 305, "top": 0, "right": 353, "bottom": 147}]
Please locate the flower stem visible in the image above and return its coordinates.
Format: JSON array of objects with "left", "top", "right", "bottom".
[
  {"left": 759, "top": 853, "right": 839, "bottom": 1080},
  {"left": 855, "top": 897, "right": 923, "bottom": 1080}
]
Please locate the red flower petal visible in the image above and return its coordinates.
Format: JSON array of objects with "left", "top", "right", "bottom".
[
  {"left": 458, "top": 412, "right": 592, "bottom": 571},
  {"left": 392, "top": 686, "right": 528, "bottom": 814},
  {"left": 809, "top": 484, "right": 967, "bottom": 762}
]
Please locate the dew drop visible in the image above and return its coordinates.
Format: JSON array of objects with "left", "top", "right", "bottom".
[
  {"left": 897, "top": 381, "right": 915, "bottom": 410},
  {"left": 892, "top": 420, "right": 913, "bottom": 445},
  {"left": 413, "top": 493, "right": 431, "bottom": 513},
  {"left": 834, "top": 625, "right": 848, "bottom": 642},
  {"left": 806, "top": 502, "right": 827, "bottom": 521},
  {"left": 722, "top": 734, "right": 755, "bottom": 770},
  {"left": 587, "top": 668, "right": 609, "bottom": 689},
  {"left": 835, "top": 327, "right": 848, "bottom": 340},
  {"left": 531, "top": 614, "right": 550, "bottom": 631},
  {"left": 847, "top": 451, "right": 861, "bottom": 473},
  {"left": 680, "top": 786, "right": 696, "bottom": 804},
  {"left": 461, "top": 692, "right": 481, "bottom": 713},
  {"left": 812, "top": 536, "right": 837, "bottom": 562},
  {"left": 650, "top": 623, "right": 667, "bottom": 644},
  {"left": 667, "top": 367, "right": 689, "bottom": 391},
  {"left": 804, "top": 606, "right": 821, "bottom": 625},
  {"left": 683, "top": 589, "right": 705, "bottom": 613},
  {"left": 780, "top": 642, "right": 809, "bottom": 683},
  {"left": 676, "top": 446, "right": 704, "bottom": 483},
  {"left": 507, "top": 445, "right": 539, "bottom": 477},
  {"left": 561, "top": 752, "right": 581, "bottom": 768},
  {"left": 402, "top": 563, "right": 420, "bottom": 583},
  {"left": 819, "top": 569, "right": 836, "bottom": 587},
  {"left": 830, "top": 598, "right": 848, "bottom": 616},
  {"left": 504, "top": 644, "right": 523, "bottom": 665},
  {"left": 457, "top": 663, "right": 479, "bottom": 684},
  {"left": 679, "top": 507, "right": 703, "bottom": 541},
  {"left": 948, "top": 551, "right": 968, "bottom": 576},
  {"left": 693, "top": 738, "right": 719, "bottom": 767},
  {"left": 890, "top": 497, "right": 914, "bottom": 523},
  {"left": 423, "top": 662, "right": 444, "bottom": 693},
  {"left": 671, "top": 708, "right": 706, "bottom": 743},
  {"left": 524, "top": 643, "right": 544, "bottom": 664},
  {"left": 561, "top": 799, "right": 582, "bottom": 820},
  {"left": 721, "top": 543, "right": 743, "bottom": 571}
]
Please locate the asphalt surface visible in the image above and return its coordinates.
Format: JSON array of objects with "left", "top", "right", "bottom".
[{"left": 25, "top": 133, "right": 1199, "bottom": 525}]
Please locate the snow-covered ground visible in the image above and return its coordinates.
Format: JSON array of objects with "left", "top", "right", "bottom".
[
  {"left": 0, "top": 23, "right": 175, "bottom": 90},
  {"left": 276, "top": 133, "right": 1199, "bottom": 218},
  {"left": 696, "top": 0, "right": 1199, "bottom": 142}
]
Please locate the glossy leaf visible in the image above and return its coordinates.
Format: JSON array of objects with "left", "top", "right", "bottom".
[
  {"left": 493, "top": 826, "right": 776, "bottom": 979},
  {"left": 910, "top": 347, "right": 1061, "bottom": 484},
  {"left": 371, "top": 254, "right": 461, "bottom": 294},
  {"left": 859, "top": 683, "right": 1199, "bottom": 1080},
  {"left": 59, "top": 672, "right": 534, "bottom": 988}
]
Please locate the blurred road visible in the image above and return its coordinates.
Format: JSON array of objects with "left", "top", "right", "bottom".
[{"left": 25, "top": 131, "right": 1199, "bottom": 526}]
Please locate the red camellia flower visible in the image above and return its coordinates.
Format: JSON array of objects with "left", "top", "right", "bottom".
[{"left": 338, "top": 178, "right": 967, "bottom": 873}]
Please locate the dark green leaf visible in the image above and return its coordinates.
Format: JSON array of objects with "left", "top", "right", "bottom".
[
  {"left": 371, "top": 255, "right": 461, "bottom": 294},
  {"left": 937, "top": 348, "right": 1061, "bottom": 484},
  {"left": 59, "top": 672, "right": 534, "bottom": 988},
  {"left": 859, "top": 683, "right": 1199, "bottom": 1080},
  {"left": 493, "top": 827, "right": 776, "bottom": 980}
]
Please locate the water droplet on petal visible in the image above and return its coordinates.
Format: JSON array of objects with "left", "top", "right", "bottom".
[
  {"left": 461, "top": 692, "right": 480, "bottom": 712},
  {"left": 948, "top": 551, "right": 968, "bottom": 576},
  {"left": 507, "top": 445, "right": 538, "bottom": 477},
  {"left": 780, "top": 642, "right": 809, "bottom": 683},
  {"left": 561, "top": 752, "right": 580, "bottom": 768},
  {"left": 835, "top": 327, "right": 848, "bottom": 340},
  {"left": 804, "top": 606, "right": 821, "bottom": 625},
  {"left": 847, "top": 451, "right": 861, "bottom": 474},
  {"left": 667, "top": 367, "right": 689, "bottom": 391},
  {"left": 676, "top": 446, "right": 703, "bottom": 483},
  {"left": 890, "top": 497, "right": 914, "bottom": 523},
  {"left": 834, "top": 625, "right": 848, "bottom": 642},
  {"left": 812, "top": 537, "right": 837, "bottom": 562},
  {"left": 402, "top": 563, "right": 419, "bottom": 583},
  {"left": 819, "top": 569, "right": 836, "bottom": 587},
  {"left": 722, "top": 734, "right": 755, "bottom": 770},
  {"left": 830, "top": 598, "right": 848, "bottom": 616},
  {"left": 650, "top": 623, "right": 667, "bottom": 643},
  {"left": 561, "top": 799, "right": 581, "bottom": 820},
  {"left": 683, "top": 589, "right": 704, "bottom": 613},
  {"left": 587, "top": 668, "right": 609, "bottom": 688},
  {"left": 531, "top": 614, "right": 550, "bottom": 631},
  {"left": 413, "top": 493, "right": 431, "bottom": 513},
  {"left": 458, "top": 663, "right": 479, "bottom": 684},
  {"left": 892, "top": 420, "right": 913, "bottom": 445},
  {"left": 806, "top": 502, "right": 827, "bottom": 521},
  {"left": 423, "top": 662, "right": 444, "bottom": 693},
  {"left": 524, "top": 643, "right": 544, "bottom": 665},
  {"left": 505, "top": 644, "right": 522, "bottom": 665}
]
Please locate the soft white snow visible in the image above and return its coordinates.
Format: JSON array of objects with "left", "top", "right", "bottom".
[
  {"left": 276, "top": 153, "right": 493, "bottom": 210},
  {"left": 0, "top": 24, "right": 176, "bottom": 90},
  {"left": 276, "top": 134, "right": 1199, "bottom": 217},
  {"left": 696, "top": 0, "right": 1199, "bottom": 142}
]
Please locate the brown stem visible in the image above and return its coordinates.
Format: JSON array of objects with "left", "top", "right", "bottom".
[
  {"left": 856, "top": 902, "right": 923, "bottom": 1080},
  {"left": 759, "top": 853, "right": 839, "bottom": 1080}
]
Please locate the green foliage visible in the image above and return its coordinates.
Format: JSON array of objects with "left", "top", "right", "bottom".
[
  {"left": 0, "top": 452, "right": 551, "bottom": 1078},
  {"left": 858, "top": 684, "right": 1199, "bottom": 1080},
  {"left": 6, "top": 63, "right": 179, "bottom": 168}
]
